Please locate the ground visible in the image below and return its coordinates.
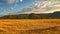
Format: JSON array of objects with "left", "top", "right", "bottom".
[{"left": 0, "top": 19, "right": 60, "bottom": 34}]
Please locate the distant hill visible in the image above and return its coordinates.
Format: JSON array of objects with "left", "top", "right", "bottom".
[{"left": 0, "top": 11, "right": 60, "bottom": 19}]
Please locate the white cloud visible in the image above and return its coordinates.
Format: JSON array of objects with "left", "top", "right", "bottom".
[
  {"left": 20, "top": 0, "right": 60, "bottom": 14},
  {"left": 15, "top": 0, "right": 23, "bottom": 2},
  {"left": 20, "top": 0, "right": 23, "bottom": 2}
]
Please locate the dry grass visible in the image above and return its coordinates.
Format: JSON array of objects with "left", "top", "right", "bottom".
[{"left": 0, "top": 19, "right": 60, "bottom": 34}]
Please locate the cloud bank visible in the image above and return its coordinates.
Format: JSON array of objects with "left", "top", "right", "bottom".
[{"left": 20, "top": 0, "right": 60, "bottom": 14}]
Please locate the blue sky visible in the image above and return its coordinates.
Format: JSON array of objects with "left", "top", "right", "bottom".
[
  {"left": 0, "top": 0, "right": 35, "bottom": 17},
  {"left": 0, "top": 0, "right": 60, "bottom": 17}
]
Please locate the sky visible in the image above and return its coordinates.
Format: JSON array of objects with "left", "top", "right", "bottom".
[
  {"left": 23, "top": 0, "right": 60, "bottom": 14},
  {"left": 0, "top": 0, "right": 35, "bottom": 17},
  {"left": 0, "top": 0, "right": 60, "bottom": 17}
]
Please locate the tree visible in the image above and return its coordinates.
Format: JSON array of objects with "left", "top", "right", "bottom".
[{"left": 28, "top": 13, "right": 41, "bottom": 19}]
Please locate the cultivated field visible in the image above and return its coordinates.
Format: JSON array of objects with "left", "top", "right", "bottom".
[{"left": 0, "top": 19, "right": 60, "bottom": 34}]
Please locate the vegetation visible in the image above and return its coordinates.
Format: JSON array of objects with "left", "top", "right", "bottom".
[{"left": 0, "top": 11, "right": 60, "bottom": 19}]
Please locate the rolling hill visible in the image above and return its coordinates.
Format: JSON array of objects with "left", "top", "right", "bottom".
[{"left": 0, "top": 11, "right": 60, "bottom": 19}]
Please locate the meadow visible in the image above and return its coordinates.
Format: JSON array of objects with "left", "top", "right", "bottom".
[{"left": 0, "top": 19, "right": 60, "bottom": 34}]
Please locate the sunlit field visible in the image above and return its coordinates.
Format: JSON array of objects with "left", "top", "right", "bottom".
[{"left": 0, "top": 19, "right": 60, "bottom": 34}]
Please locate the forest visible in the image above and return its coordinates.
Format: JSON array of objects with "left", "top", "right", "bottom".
[{"left": 0, "top": 11, "right": 60, "bottom": 19}]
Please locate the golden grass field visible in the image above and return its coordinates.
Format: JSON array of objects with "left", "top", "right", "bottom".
[{"left": 0, "top": 19, "right": 60, "bottom": 34}]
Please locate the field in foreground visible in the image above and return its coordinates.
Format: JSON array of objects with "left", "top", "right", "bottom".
[{"left": 0, "top": 19, "right": 60, "bottom": 34}]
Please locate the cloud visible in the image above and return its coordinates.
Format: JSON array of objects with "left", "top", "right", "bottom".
[
  {"left": 20, "top": 0, "right": 23, "bottom": 2},
  {"left": 7, "top": 0, "right": 15, "bottom": 3},
  {"left": 0, "top": 0, "right": 14, "bottom": 3},
  {"left": 20, "top": 0, "right": 60, "bottom": 14},
  {"left": 15, "top": 0, "right": 23, "bottom": 2},
  {"left": 0, "top": 0, "right": 23, "bottom": 4}
]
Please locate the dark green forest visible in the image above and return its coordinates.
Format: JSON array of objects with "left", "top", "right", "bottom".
[{"left": 0, "top": 11, "right": 60, "bottom": 19}]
